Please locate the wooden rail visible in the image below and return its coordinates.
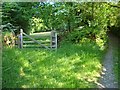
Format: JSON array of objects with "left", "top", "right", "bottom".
[{"left": 18, "top": 29, "right": 57, "bottom": 50}]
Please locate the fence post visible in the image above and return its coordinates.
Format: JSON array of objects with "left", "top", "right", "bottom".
[
  {"left": 19, "top": 29, "right": 23, "bottom": 48},
  {"left": 50, "top": 31, "right": 53, "bottom": 49},
  {"left": 55, "top": 31, "right": 57, "bottom": 50}
]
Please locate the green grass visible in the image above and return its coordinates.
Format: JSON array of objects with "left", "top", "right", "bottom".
[
  {"left": 2, "top": 41, "right": 104, "bottom": 88},
  {"left": 114, "top": 45, "right": 120, "bottom": 88},
  {"left": 118, "top": 47, "right": 120, "bottom": 88}
]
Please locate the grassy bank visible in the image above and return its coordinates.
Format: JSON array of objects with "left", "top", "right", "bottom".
[
  {"left": 114, "top": 45, "right": 120, "bottom": 88},
  {"left": 2, "top": 41, "right": 104, "bottom": 88}
]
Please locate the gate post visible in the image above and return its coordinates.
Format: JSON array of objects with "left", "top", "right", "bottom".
[
  {"left": 51, "top": 30, "right": 57, "bottom": 49},
  {"left": 55, "top": 31, "right": 57, "bottom": 50},
  {"left": 19, "top": 29, "right": 23, "bottom": 48}
]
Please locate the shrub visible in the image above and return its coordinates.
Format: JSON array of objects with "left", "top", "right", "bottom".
[
  {"left": 2, "top": 31, "right": 16, "bottom": 47},
  {"left": 65, "top": 26, "right": 107, "bottom": 50}
]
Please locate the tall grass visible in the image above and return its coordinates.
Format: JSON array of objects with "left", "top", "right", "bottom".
[{"left": 2, "top": 41, "right": 104, "bottom": 88}]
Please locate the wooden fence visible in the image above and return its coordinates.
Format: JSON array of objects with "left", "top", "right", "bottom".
[{"left": 18, "top": 29, "right": 57, "bottom": 50}]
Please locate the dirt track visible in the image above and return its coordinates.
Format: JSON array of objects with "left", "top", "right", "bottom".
[{"left": 97, "top": 33, "right": 118, "bottom": 88}]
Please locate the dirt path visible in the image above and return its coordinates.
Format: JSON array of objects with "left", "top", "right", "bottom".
[
  {"left": 97, "top": 33, "right": 118, "bottom": 88},
  {"left": 0, "top": 31, "right": 2, "bottom": 89}
]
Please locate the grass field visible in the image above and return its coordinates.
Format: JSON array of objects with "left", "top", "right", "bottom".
[{"left": 2, "top": 41, "right": 104, "bottom": 88}]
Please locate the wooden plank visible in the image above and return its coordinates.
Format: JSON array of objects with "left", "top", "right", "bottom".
[
  {"left": 23, "top": 38, "right": 50, "bottom": 41},
  {"left": 52, "top": 41, "right": 55, "bottom": 43},
  {"left": 51, "top": 45, "right": 56, "bottom": 48},
  {"left": 23, "top": 40, "right": 50, "bottom": 44},
  {"left": 29, "top": 32, "right": 51, "bottom": 38},
  {"left": 23, "top": 43, "right": 50, "bottom": 46},
  {"left": 23, "top": 44, "right": 50, "bottom": 48},
  {"left": 23, "top": 41, "right": 35, "bottom": 44},
  {"left": 23, "top": 35, "right": 50, "bottom": 39},
  {"left": 23, "top": 32, "right": 50, "bottom": 50},
  {"left": 23, "top": 46, "right": 52, "bottom": 48},
  {"left": 30, "top": 32, "right": 51, "bottom": 36}
]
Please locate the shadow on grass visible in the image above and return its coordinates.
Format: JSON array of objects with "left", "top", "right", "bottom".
[{"left": 2, "top": 41, "right": 104, "bottom": 88}]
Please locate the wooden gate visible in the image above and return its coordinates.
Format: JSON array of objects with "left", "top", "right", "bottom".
[{"left": 18, "top": 29, "right": 57, "bottom": 50}]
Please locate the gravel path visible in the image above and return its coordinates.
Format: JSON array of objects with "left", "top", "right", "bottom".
[{"left": 97, "top": 33, "right": 118, "bottom": 88}]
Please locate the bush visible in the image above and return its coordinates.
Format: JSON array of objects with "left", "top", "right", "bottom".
[{"left": 65, "top": 26, "right": 107, "bottom": 50}]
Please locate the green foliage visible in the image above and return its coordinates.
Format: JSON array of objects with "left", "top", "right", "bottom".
[
  {"left": 2, "top": 2, "right": 119, "bottom": 48},
  {"left": 109, "top": 2, "right": 120, "bottom": 37},
  {"left": 2, "top": 41, "right": 104, "bottom": 88},
  {"left": 29, "top": 17, "right": 48, "bottom": 33},
  {"left": 66, "top": 25, "right": 108, "bottom": 50},
  {"left": 2, "top": 2, "right": 36, "bottom": 33}
]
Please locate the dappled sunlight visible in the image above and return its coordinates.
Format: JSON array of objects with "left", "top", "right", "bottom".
[
  {"left": 2, "top": 42, "right": 103, "bottom": 88},
  {"left": 30, "top": 17, "right": 47, "bottom": 33},
  {"left": 19, "top": 67, "right": 25, "bottom": 76},
  {"left": 21, "top": 85, "right": 29, "bottom": 88},
  {"left": 22, "top": 59, "right": 30, "bottom": 67}
]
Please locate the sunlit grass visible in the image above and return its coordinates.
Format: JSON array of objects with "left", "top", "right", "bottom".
[{"left": 2, "top": 41, "right": 104, "bottom": 88}]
